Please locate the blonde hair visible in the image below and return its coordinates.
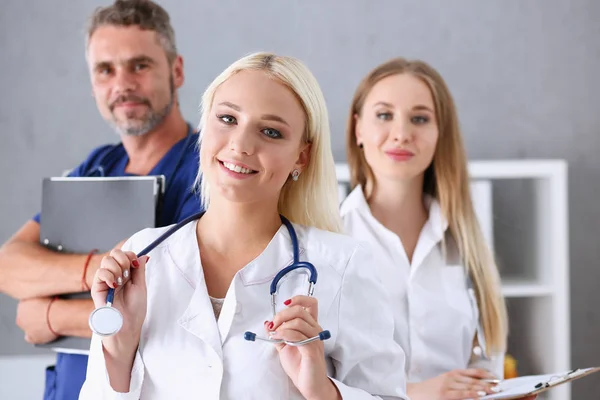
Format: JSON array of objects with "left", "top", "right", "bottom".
[
  {"left": 195, "top": 52, "right": 342, "bottom": 233},
  {"left": 346, "top": 58, "right": 508, "bottom": 353}
]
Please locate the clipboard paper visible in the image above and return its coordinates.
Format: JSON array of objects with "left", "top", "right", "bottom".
[{"left": 479, "top": 367, "right": 600, "bottom": 399}]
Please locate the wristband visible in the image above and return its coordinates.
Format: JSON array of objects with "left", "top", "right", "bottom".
[
  {"left": 82, "top": 249, "right": 99, "bottom": 291},
  {"left": 46, "top": 296, "right": 59, "bottom": 336}
]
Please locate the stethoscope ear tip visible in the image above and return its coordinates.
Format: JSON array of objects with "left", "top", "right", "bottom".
[
  {"left": 244, "top": 331, "right": 257, "bottom": 342},
  {"left": 319, "top": 330, "right": 331, "bottom": 341}
]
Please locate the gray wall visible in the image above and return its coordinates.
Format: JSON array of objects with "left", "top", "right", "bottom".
[{"left": 1, "top": 0, "right": 599, "bottom": 397}]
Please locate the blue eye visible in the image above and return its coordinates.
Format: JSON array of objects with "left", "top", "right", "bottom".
[
  {"left": 376, "top": 112, "right": 393, "bottom": 121},
  {"left": 262, "top": 128, "right": 282, "bottom": 139},
  {"left": 411, "top": 115, "right": 429, "bottom": 124},
  {"left": 217, "top": 115, "right": 236, "bottom": 124}
]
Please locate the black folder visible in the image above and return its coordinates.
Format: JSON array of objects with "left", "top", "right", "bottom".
[{"left": 35, "top": 176, "right": 165, "bottom": 354}]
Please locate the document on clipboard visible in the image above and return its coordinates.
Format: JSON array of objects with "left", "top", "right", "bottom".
[
  {"left": 35, "top": 176, "right": 165, "bottom": 355},
  {"left": 479, "top": 367, "right": 600, "bottom": 399}
]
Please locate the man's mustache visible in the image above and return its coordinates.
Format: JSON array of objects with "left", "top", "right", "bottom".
[{"left": 109, "top": 94, "right": 151, "bottom": 111}]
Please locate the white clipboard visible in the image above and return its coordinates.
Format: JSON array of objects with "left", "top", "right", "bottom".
[{"left": 479, "top": 367, "right": 600, "bottom": 399}]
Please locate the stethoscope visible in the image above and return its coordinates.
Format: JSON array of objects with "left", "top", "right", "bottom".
[
  {"left": 243, "top": 217, "right": 331, "bottom": 347},
  {"left": 88, "top": 212, "right": 331, "bottom": 347}
]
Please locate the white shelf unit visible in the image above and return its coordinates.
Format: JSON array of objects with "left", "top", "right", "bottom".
[{"left": 334, "top": 159, "right": 570, "bottom": 400}]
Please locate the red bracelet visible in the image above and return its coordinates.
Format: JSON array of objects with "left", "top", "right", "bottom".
[
  {"left": 82, "top": 249, "right": 99, "bottom": 291},
  {"left": 46, "top": 296, "right": 59, "bottom": 337}
]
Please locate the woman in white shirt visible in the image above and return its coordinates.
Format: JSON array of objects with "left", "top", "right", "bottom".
[
  {"left": 340, "top": 58, "right": 536, "bottom": 400},
  {"left": 79, "top": 52, "right": 408, "bottom": 400}
]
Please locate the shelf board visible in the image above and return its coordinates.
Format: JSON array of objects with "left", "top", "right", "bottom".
[
  {"left": 468, "top": 159, "right": 567, "bottom": 179},
  {"left": 335, "top": 160, "right": 567, "bottom": 182},
  {"left": 501, "top": 279, "right": 554, "bottom": 297}
]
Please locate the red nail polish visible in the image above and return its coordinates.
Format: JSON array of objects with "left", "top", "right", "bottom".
[
  {"left": 112, "top": 282, "right": 118, "bottom": 289},
  {"left": 268, "top": 322, "right": 274, "bottom": 330},
  {"left": 283, "top": 299, "right": 291, "bottom": 306},
  {"left": 132, "top": 260, "right": 140, "bottom": 267}
]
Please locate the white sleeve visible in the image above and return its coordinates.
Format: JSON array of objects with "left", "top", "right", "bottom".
[
  {"left": 78, "top": 236, "right": 146, "bottom": 400},
  {"left": 78, "top": 334, "right": 145, "bottom": 400},
  {"left": 328, "top": 244, "right": 409, "bottom": 400}
]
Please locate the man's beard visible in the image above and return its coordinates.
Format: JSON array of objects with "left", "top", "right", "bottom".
[{"left": 109, "top": 76, "right": 175, "bottom": 137}]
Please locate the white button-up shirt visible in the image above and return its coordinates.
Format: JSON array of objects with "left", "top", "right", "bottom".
[
  {"left": 340, "top": 186, "right": 503, "bottom": 383},
  {"left": 79, "top": 217, "right": 409, "bottom": 399}
]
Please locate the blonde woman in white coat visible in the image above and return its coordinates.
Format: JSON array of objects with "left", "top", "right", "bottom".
[
  {"left": 340, "top": 58, "right": 536, "bottom": 400},
  {"left": 79, "top": 52, "right": 408, "bottom": 400}
]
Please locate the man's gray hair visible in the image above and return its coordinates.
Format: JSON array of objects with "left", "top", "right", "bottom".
[{"left": 86, "top": 0, "right": 178, "bottom": 63}]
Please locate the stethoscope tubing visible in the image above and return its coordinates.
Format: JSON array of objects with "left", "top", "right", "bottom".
[
  {"left": 91, "top": 211, "right": 330, "bottom": 348},
  {"left": 103, "top": 211, "right": 205, "bottom": 304}
]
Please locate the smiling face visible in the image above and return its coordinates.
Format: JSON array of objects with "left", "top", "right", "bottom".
[
  {"left": 86, "top": 25, "right": 184, "bottom": 136},
  {"left": 199, "top": 69, "right": 310, "bottom": 206},
  {"left": 355, "top": 73, "right": 439, "bottom": 184}
]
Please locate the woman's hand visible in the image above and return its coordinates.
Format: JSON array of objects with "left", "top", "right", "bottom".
[
  {"left": 267, "top": 295, "right": 340, "bottom": 400},
  {"left": 408, "top": 368, "right": 500, "bottom": 399},
  {"left": 91, "top": 250, "right": 149, "bottom": 360}
]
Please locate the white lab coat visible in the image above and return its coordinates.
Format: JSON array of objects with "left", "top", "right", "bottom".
[
  {"left": 340, "top": 186, "right": 504, "bottom": 383},
  {"left": 79, "top": 217, "right": 409, "bottom": 400}
]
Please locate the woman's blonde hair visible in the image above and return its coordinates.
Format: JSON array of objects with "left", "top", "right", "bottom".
[
  {"left": 195, "top": 52, "right": 342, "bottom": 234},
  {"left": 346, "top": 58, "right": 508, "bottom": 353}
]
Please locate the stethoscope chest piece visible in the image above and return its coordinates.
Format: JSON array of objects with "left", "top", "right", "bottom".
[{"left": 89, "top": 305, "right": 123, "bottom": 337}]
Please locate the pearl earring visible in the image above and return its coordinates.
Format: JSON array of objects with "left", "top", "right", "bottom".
[{"left": 291, "top": 169, "right": 300, "bottom": 181}]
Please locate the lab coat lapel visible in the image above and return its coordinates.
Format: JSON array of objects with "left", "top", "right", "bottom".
[
  {"left": 238, "top": 223, "right": 298, "bottom": 287},
  {"left": 177, "top": 267, "right": 224, "bottom": 360},
  {"left": 177, "top": 219, "right": 298, "bottom": 354},
  {"left": 165, "top": 220, "right": 223, "bottom": 359},
  {"left": 216, "top": 279, "right": 239, "bottom": 344},
  {"left": 202, "top": 227, "right": 294, "bottom": 345}
]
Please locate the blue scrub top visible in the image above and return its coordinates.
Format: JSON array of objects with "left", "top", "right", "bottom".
[{"left": 38, "top": 124, "right": 203, "bottom": 400}]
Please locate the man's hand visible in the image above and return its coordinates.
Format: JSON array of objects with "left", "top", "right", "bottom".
[{"left": 16, "top": 297, "right": 58, "bottom": 344}]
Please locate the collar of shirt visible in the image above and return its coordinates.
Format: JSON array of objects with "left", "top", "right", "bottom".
[{"left": 340, "top": 185, "right": 449, "bottom": 247}]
